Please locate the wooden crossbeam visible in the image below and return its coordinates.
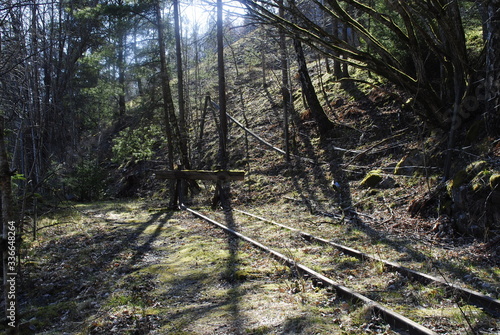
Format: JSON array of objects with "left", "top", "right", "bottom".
[{"left": 155, "top": 170, "right": 245, "bottom": 181}]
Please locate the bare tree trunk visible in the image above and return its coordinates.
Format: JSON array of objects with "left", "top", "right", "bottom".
[
  {"left": 193, "top": 24, "right": 201, "bottom": 114},
  {"left": 173, "top": 0, "right": 190, "bottom": 169},
  {"left": 155, "top": 1, "right": 177, "bottom": 207},
  {"left": 279, "top": 0, "right": 291, "bottom": 161},
  {"left": 332, "top": 17, "right": 343, "bottom": 79},
  {"left": 116, "top": 0, "right": 127, "bottom": 117},
  {"left": 29, "top": 1, "right": 41, "bottom": 240},
  {"left": 261, "top": 37, "right": 268, "bottom": 88},
  {"left": 442, "top": 0, "right": 468, "bottom": 180},
  {"left": 215, "top": 0, "right": 230, "bottom": 210},
  {"left": 132, "top": 27, "right": 144, "bottom": 96},
  {"left": 227, "top": 37, "right": 251, "bottom": 168},
  {"left": 217, "top": 0, "right": 228, "bottom": 169},
  {"left": 341, "top": 22, "right": 349, "bottom": 78},
  {"left": 117, "top": 26, "right": 126, "bottom": 116},
  {"left": 482, "top": 0, "right": 500, "bottom": 136},
  {"left": 0, "top": 7, "right": 19, "bottom": 330},
  {"left": 293, "top": 37, "right": 333, "bottom": 136},
  {"left": 198, "top": 94, "right": 210, "bottom": 156}
]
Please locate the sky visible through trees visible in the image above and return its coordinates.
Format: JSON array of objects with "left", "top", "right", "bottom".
[{"left": 181, "top": 0, "right": 245, "bottom": 32}]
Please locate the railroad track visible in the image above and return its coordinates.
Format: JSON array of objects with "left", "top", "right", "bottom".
[
  {"left": 182, "top": 204, "right": 500, "bottom": 335},
  {"left": 233, "top": 209, "right": 500, "bottom": 317}
]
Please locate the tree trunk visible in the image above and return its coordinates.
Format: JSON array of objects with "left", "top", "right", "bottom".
[
  {"left": 132, "top": 27, "right": 144, "bottom": 96},
  {"left": 332, "top": 17, "right": 343, "bottom": 79},
  {"left": 261, "top": 37, "right": 268, "bottom": 88},
  {"left": 217, "top": 0, "right": 228, "bottom": 169},
  {"left": 173, "top": 0, "right": 190, "bottom": 168},
  {"left": 482, "top": 0, "right": 500, "bottom": 136},
  {"left": 216, "top": 0, "right": 230, "bottom": 210},
  {"left": 193, "top": 24, "right": 201, "bottom": 114},
  {"left": 155, "top": 1, "right": 177, "bottom": 207},
  {"left": 341, "top": 22, "right": 349, "bottom": 78},
  {"left": 279, "top": 0, "right": 291, "bottom": 161},
  {"left": 441, "top": 0, "right": 468, "bottom": 180},
  {"left": 293, "top": 38, "right": 333, "bottom": 136},
  {"left": 117, "top": 26, "right": 126, "bottom": 116}
]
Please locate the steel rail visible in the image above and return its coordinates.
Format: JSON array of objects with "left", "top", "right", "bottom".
[
  {"left": 234, "top": 208, "right": 500, "bottom": 317},
  {"left": 183, "top": 205, "right": 438, "bottom": 335}
]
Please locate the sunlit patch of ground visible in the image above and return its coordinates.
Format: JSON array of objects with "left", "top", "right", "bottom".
[{"left": 20, "top": 200, "right": 401, "bottom": 334}]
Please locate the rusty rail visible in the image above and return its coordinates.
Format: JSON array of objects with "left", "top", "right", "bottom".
[
  {"left": 234, "top": 208, "right": 500, "bottom": 317},
  {"left": 183, "top": 205, "right": 438, "bottom": 335}
]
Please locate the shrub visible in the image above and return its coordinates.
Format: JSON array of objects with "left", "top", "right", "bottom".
[
  {"left": 67, "top": 159, "right": 107, "bottom": 201},
  {"left": 112, "top": 125, "right": 164, "bottom": 165}
]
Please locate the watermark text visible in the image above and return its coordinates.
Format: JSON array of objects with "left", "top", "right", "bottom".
[{"left": 6, "top": 220, "right": 17, "bottom": 328}]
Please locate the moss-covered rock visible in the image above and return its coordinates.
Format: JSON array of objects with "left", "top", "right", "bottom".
[
  {"left": 447, "top": 169, "right": 467, "bottom": 195},
  {"left": 394, "top": 151, "right": 425, "bottom": 175},
  {"left": 379, "top": 176, "right": 396, "bottom": 188},
  {"left": 471, "top": 170, "right": 492, "bottom": 192},
  {"left": 447, "top": 161, "right": 490, "bottom": 195},
  {"left": 465, "top": 160, "right": 488, "bottom": 175},
  {"left": 465, "top": 119, "right": 484, "bottom": 145},
  {"left": 360, "top": 169, "right": 383, "bottom": 188},
  {"left": 490, "top": 173, "right": 500, "bottom": 190},
  {"left": 445, "top": 162, "right": 500, "bottom": 238}
]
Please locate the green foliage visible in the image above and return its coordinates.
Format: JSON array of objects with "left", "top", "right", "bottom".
[
  {"left": 73, "top": 4, "right": 105, "bottom": 20},
  {"left": 112, "top": 125, "right": 165, "bottom": 165},
  {"left": 67, "top": 159, "right": 108, "bottom": 201},
  {"left": 11, "top": 173, "right": 26, "bottom": 181}
]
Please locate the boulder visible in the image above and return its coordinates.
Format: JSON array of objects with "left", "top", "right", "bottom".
[
  {"left": 490, "top": 173, "right": 500, "bottom": 190},
  {"left": 465, "top": 160, "right": 488, "bottom": 175},
  {"left": 394, "top": 151, "right": 425, "bottom": 175},
  {"left": 360, "top": 169, "right": 383, "bottom": 188}
]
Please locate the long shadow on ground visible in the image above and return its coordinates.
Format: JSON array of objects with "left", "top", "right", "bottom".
[{"left": 19, "top": 204, "right": 172, "bottom": 334}]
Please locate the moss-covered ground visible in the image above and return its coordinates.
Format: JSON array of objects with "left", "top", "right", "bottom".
[{"left": 17, "top": 200, "right": 403, "bottom": 334}]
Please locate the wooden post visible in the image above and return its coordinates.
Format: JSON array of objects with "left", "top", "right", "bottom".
[{"left": 178, "top": 178, "right": 186, "bottom": 207}]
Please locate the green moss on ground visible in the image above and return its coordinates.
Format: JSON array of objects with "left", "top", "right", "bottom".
[{"left": 21, "top": 200, "right": 387, "bottom": 335}]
